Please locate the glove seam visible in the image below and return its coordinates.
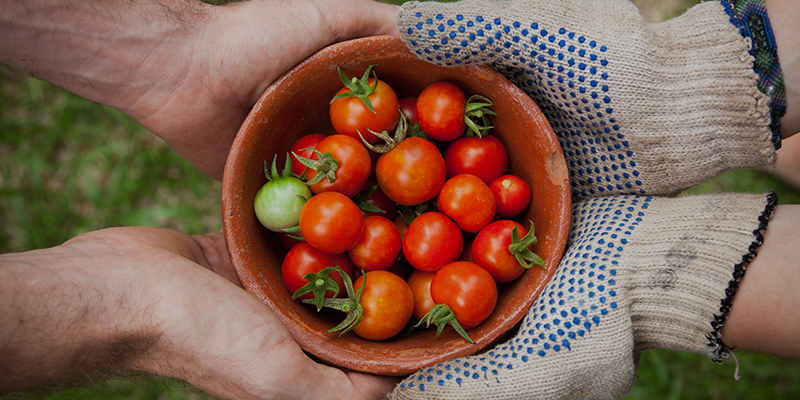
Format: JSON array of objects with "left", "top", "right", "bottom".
[{"left": 706, "top": 190, "right": 778, "bottom": 364}]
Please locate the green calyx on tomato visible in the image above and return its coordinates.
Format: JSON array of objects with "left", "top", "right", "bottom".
[
  {"left": 292, "top": 264, "right": 342, "bottom": 311},
  {"left": 330, "top": 64, "right": 380, "bottom": 114},
  {"left": 510, "top": 221, "right": 546, "bottom": 269},
  {"left": 464, "top": 94, "right": 497, "bottom": 138},
  {"left": 396, "top": 203, "right": 433, "bottom": 226},
  {"left": 303, "top": 266, "right": 366, "bottom": 336},
  {"left": 253, "top": 154, "right": 312, "bottom": 232},
  {"left": 415, "top": 303, "right": 474, "bottom": 344},
  {"left": 292, "top": 148, "right": 340, "bottom": 186},
  {"left": 351, "top": 184, "right": 387, "bottom": 215},
  {"left": 406, "top": 121, "right": 437, "bottom": 144},
  {"left": 359, "top": 112, "right": 408, "bottom": 154}
]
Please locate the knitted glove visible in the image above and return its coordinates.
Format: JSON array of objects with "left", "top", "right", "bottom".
[
  {"left": 387, "top": 192, "right": 777, "bottom": 400},
  {"left": 398, "top": 0, "right": 786, "bottom": 199}
]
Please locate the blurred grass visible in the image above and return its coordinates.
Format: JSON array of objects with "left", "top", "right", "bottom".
[
  {"left": 2, "top": 0, "right": 799, "bottom": 399},
  {"left": 0, "top": 68, "right": 222, "bottom": 253}
]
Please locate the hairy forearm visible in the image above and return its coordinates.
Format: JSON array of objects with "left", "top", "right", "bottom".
[
  {"left": 0, "top": 0, "right": 211, "bottom": 117},
  {"left": 0, "top": 243, "right": 157, "bottom": 394}
]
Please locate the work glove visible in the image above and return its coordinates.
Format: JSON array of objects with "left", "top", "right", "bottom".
[
  {"left": 387, "top": 191, "right": 776, "bottom": 399},
  {"left": 397, "top": 0, "right": 785, "bottom": 199},
  {"left": 388, "top": 0, "right": 785, "bottom": 398}
]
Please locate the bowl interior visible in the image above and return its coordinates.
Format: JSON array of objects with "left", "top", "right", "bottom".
[{"left": 222, "top": 36, "right": 571, "bottom": 376}]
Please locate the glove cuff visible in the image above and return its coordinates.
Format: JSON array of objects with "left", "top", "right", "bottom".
[{"left": 621, "top": 192, "right": 778, "bottom": 361}]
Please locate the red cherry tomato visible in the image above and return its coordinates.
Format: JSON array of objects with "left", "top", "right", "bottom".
[
  {"left": 376, "top": 137, "right": 446, "bottom": 206},
  {"left": 416, "top": 82, "right": 467, "bottom": 141},
  {"left": 459, "top": 238, "right": 475, "bottom": 263},
  {"left": 355, "top": 180, "right": 397, "bottom": 219},
  {"left": 490, "top": 175, "right": 532, "bottom": 218},
  {"left": 386, "top": 261, "right": 410, "bottom": 281},
  {"left": 279, "top": 232, "right": 304, "bottom": 249},
  {"left": 437, "top": 174, "right": 496, "bottom": 233},
  {"left": 290, "top": 134, "right": 326, "bottom": 177},
  {"left": 472, "top": 220, "right": 530, "bottom": 283},
  {"left": 352, "top": 270, "right": 414, "bottom": 341},
  {"left": 430, "top": 261, "right": 497, "bottom": 329},
  {"left": 330, "top": 78, "right": 400, "bottom": 145},
  {"left": 281, "top": 242, "right": 353, "bottom": 300},
  {"left": 444, "top": 135, "right": 508, "bottom": 185},
  {"left": 407, "top": 269, "right": 436, "bottom": 320},
  {"left": 402, "top": 212, "right": 463, "bottom": 272},
  {"left": 347, "top": 215, "right": 402, "bottom": 272},
  {"left": 398, "top": 97, "right": 418, "bottom": 125},
  {"left": 304, "top": 134, "right": 371, "bottom": 198},
  {"left": 299, "top": 192, "right": 363, "bottom": 254}
]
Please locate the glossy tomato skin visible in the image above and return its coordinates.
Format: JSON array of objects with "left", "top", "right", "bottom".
[
  {"left": 352, "top": 270, "right": 414, "bottom": 341},
  {"left": 281, "top": 242, "right": 353, "bottom": 300},
  {"left": 376, "top": 137, "right": 446, "bottom": 206},
  {"left": 253, "top": 175, "right": 312, "bottom": 232},
  {"left": 444, "top": 135, "right": 508, "bottom": 185},
  {"left": 431, "top": 261, "right": 497, "bottom": 329},
  {"left": 416, "top": 82, "right": 467, "bottom": 141},
  {"left": 402, "top": 212, "right": 463, "bottom": 272},
  {"left": 279, "top": 232, "right": 304, "bottom": 249},
  {"left": 490, "top": 175, "right": 532, "bottom": 218},
  {"left": 290, "top": 134, "right": 326, "bottom": 177},
  {"left": 330, "top": 78, "right": 399, "bottom": 145},
  {"left": 398, "top": 97, "right": 418, "bottom": 125},
  {"left": 437, "top": 174, "right": 496, "bottom": 233},
  {"left": 407, "top": 269, "right": 436, "bottom": 320},
  {"left": 347, "top": 216, "right": 402, "bottom": 272},
  {"left": 299, "top": 192, "right": 363, "bottom": 254},
  {"left": 305, "top": 134, "right": 371, "bottom": 198},
  {"left": 357, "top": 180, "right": 397, "bottom": 219},
  {"left": 472, "top": 220, "right": 529, "bottom": 283}
]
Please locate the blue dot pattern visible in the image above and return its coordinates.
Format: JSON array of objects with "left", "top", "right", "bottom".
[
  {"left": 397, "top": 195, "right": 651, "bottom": 394},
  {"left": 404, "top": 12, "right": 644, "bottom": 198}
]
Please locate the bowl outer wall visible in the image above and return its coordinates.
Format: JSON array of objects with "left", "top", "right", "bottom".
[{"left": 222, "top": 36, "right": 571, "bottom": 376}]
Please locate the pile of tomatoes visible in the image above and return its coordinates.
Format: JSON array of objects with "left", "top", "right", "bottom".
[{"left": 253, "top": 65, "right": 544, "bottom": 343}]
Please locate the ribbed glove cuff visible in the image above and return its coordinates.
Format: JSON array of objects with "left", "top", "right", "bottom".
[{"left": 618, "top": 192, "right": 777, "bottom": 361}]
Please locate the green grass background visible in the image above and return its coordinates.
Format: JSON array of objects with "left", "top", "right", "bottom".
[{"left": 2, "top": 0, "right": 799, "bottom": 398}]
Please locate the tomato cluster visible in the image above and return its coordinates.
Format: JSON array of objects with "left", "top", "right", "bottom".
[{"left": 253, "top": 65, "right": 544, "bottom": 343}]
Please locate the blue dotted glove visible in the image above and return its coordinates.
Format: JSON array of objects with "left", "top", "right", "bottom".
[
  {"left": 387, "top": 192, "right": 776, "bottom": 399},
  {"left": 398, "top": 0, "right": 778, "bottom": 199}
]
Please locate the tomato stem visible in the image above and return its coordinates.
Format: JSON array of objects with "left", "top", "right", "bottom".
[
  {"left": 358, "top": 113, "right": 408, "bottom": 154},
  {"left": 265, "top": 153, "right": 304, "bottom": 181},
  {"left": 292, "top": 148, "right": 340, "bottom": 186},
  {"left": 292, "top": 265, "right": 342, "bottom": 311},
  {"left": 301, "top": 266, "right": 366, "bottom": 336},
  {"left": 330, "top": 64, "right": 380, "bottom": 114},
  {"left": 508, "top": 221, "right": 546, "bottom": 269},
  {"left": 464, "top": 94, "right": 497, "bottom": 138},
  {"left": 415, "top": 304, "right": 474, "bottom": 344}
]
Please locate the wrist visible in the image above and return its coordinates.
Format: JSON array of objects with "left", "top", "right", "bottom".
[{"left": 0, "top": 237, "right": 160, "bottom": 393}]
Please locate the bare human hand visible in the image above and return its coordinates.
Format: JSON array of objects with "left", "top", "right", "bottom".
[
  {"left": 0, "top": 227, "right": 399, "bottom": 400},
  {"left": 0, "top": 0, "right": 400, "bottom": 180}
]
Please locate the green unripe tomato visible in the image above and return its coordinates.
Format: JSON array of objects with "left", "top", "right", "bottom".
[{"left": 254, "top": 176, "right": 312, "bottom": 232}]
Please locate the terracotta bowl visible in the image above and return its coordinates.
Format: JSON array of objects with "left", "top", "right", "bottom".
[{"left": 222, "top": 36, "right": 571, "bottom": 376}]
